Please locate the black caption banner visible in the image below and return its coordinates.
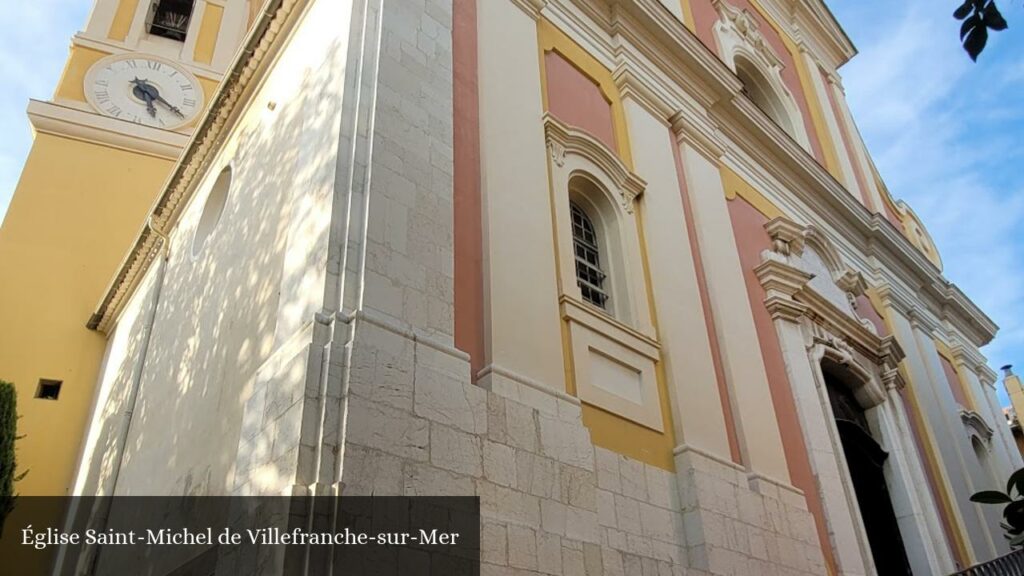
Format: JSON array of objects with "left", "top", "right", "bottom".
[{"left": 0, "top": 496, "right": 480, "bottom": 576}]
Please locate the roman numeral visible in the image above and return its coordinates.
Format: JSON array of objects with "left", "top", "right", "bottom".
[
  {"left": 126, "top": 60, "right": 138, "bottom": 68},
  {"left": 183, "top": 98, "right": 196, "bottom": 108},
  {"left": 181, "top": 85, "right": 194, "bottom": 92},
  {"left": 96, "top": 80, "right": 108, "bottom": 87},
  {"left": 107, "top": 105, "right": 123, "bottom": 117},
  {"left": 147, "top": 61, "right": 160, "bottom": 70},
  {"left": 96, "top": 90, "right": 110, "bottom": 103}
]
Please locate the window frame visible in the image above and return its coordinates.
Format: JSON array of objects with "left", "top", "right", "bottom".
[{"left": 570, "top": 201, "right": 610, "bottom": 310}]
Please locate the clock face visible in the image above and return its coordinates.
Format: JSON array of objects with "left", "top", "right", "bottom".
[{"left": 85, "top": 55, "right": 203, "bottom": 129}]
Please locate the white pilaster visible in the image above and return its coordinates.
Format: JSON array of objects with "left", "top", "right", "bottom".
[
  {"left": 676, "top": 138, "right": 790, "bottom": 485},
  {"left": 477, "top": 0, "right": 566, "bottom": 396},
  {"left": 624, "top": 98, "right": 733, "bottom": 461}
]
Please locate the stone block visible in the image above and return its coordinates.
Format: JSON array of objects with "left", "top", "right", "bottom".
[
  {"left": 595, "top": 448, "right": 622, "bottom": 494},
  {"left": 478, "top": 480, "right": 542, "bottom": 526},
  {"left": 505, "top": 399, "right": 539, "bottom": 453},
  {"left": 483, "top": 440, "right": 516, "bottom": 487},
  {"left": 603, "top": 547, "right": 624, "bottom": 576},
  {"left": 538, "top": 412, "right": 594, "bottom": 469},
  {"left": 559, "top": 464, "right": 596, "bottom": 509},
  {"left": 537, "top": 531, "right": 563, "bottom": 575},
  {"left": 619, "top": 456, "right": 648, "bottom": 502},
  {"left": 430, "top": 422, "right": 482, "bottom": 476},
  {"left": 402, "top": 461, "right": 473, "bottom": 496},
  {"left": 508, "top": 525, "right": 538, "bottom": 570},
  {"left": 638, "top": 501, "right": 676, "bottom": 543},
  {"left": 516, "top": 450, "right": 561, "bottom": 499},
  {"left": 481, "top": 521, "right": 508, "bottom": 566},
  {"left": 565, "top": 507, "right": 601, "bottom": 544},
  {"left": 645, "top": 465, "right": 676, "bottom": 510},
  {"left": 341, "top": 444, "right": 403, "bottom": 495},
  {"left": 597, "top": 489, "right": 617, "bottom": 528},
  {"left": 542, "top": 498, "right": 568, "bottom": 536},
  {"left": 583, "top": 542, "right": 603, "bottom": 576},
  {"left": 347, "top": 396, "right": 429, "bottom": 461},
  {"left": 488, "top": 394, "right": 507, "bottom": 444},
  {"left": 562, "top": 545, "right": 585, "bottom": 576},
  {"left": 614, "top": 494, "right": 642, "bottom": 535},
  {"left": 414, "top": 365, "right": 486, "bottom": 435}
]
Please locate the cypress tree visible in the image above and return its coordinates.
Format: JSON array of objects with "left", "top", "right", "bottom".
[{"left": 0, "top": 380, "right": 22, "bottom": 536}]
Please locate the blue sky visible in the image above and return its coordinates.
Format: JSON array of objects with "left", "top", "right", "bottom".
[
  {"left": 829, "top": 0, "right": 1024, "bottom": 406},
  {"left": 0, "top": 1, "right": 1021, "bottom": 403}
]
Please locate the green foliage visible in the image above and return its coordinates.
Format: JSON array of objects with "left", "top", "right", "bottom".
[
  {"left": 954, "top": 0, "right": 1009, "bottom": 61},
  {"left": 0, "top": 380, "right": 23, "bottom": 536},
  {"left": 971, "top": 466, "right": 1024, "bottom": 548}
]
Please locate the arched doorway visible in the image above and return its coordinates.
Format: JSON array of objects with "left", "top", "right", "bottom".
[{"left": 824, "top": 366, "right": 913, "bottom": 576}]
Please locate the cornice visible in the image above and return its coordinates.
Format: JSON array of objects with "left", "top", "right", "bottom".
[
  {"left": 790, "top": 0, "right": 856, "bottom": 70},
  {"left": 27, "top": 99, "right": 188, "bottom": 160},
  {"left": 509, "top": 0, "right": 548, "bottom": 20},
  {"left": 70, "top": 34, "right": 226, "bottom": 82},
  {"left": 713, "top": 96, "right": 996, "bottom": 346}
]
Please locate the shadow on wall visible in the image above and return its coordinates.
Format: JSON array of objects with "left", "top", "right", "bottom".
[{"left": 75, "top": 35, "right": 350, "bottom": 504}]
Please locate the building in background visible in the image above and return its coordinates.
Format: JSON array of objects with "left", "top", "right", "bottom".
[
  {"left": 1004, "top": 366, "right": 1024, "bottom": 458},
  {"left": 6, "top": 0, "right": 1021, "bottom": 575}
]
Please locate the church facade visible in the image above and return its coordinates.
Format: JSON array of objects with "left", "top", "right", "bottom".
[{"left": 6, "top": 0, "right": 1021, "bottom": 574}]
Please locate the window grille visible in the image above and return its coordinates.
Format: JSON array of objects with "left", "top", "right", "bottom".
[
  {"left": 570, "top": 202, "right": 609, "bottom": 309},
  {"left": 147, "top": 0, "right": 195, "bottom": 41}
]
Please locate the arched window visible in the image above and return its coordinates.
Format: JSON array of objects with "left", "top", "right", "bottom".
[
  {"left": 192, "top": 165, "right": 232, "bottom": 257},
  {"left": 570, "top": 201, "right": 608, "bottom": 309},
  {"left": 972, "top": 435, "right": 997, "bottom": 489},
  {"left": 735, "top": 57, "right": 794, "bottom": 137}
]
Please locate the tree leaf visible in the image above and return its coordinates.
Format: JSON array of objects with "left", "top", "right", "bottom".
[
  {"left": 972, "top": 490, "right": 1013, "bottom": 504},
  {"left": 954, "top": 1, "right": 973, "bottom": 20},
  {"left": 1007, "top": 468, "right": 1024, "bottom": 497},
  {"left": 961, "top": 14, "right": 981, "bottom": 40},
  {"left": 964, "top": 21, "right": 989, "bottom": 60},
  {"left": 984, "top": 2, "right": 1008, "bottom": 31}
]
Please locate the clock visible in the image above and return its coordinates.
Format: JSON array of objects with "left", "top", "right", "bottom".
[{"left": 84, "top": 54, "right": 203, "bottom": 129}]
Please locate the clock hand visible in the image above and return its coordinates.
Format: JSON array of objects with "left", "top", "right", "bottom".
[
  {"left": 139, "top": 90, "right": 157, "bottom": 118},
  {"left": 131, "top": 78, "right": 186, "bottom": 119},
  {"left": 152, "top": 94, "right": 186, "bottom": 119}
]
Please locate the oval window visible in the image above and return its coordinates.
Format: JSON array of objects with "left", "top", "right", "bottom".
[{"left": 192, "top": 166, "right": 231, "bottom": 257}]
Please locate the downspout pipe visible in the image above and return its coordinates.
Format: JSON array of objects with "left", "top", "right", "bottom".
[{"left": 70, "top": 218, "right": 172, "bottom": 576}]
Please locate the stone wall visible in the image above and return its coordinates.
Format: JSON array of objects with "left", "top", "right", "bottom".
[{"left": 336, "top": 313, "right": 827, "bottom": 576}]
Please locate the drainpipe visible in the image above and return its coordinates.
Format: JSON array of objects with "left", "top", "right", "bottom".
[{"left": 70, "top": 219, "right": 172, "bottom": 576}]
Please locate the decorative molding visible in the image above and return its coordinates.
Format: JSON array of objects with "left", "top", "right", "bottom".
[
  {"left": 544, "top": 114, "right": 646, "bottom": 214},
  {"left": 960, "top": 409, "right": 994, "bottom": 442},
  {"left": 670, "top": 109, "right": 726, "bottom": 161},
  {"left": 712, "top": 0, "right": 783, "bottom": 70},
  {"left": 27, "top": 99, "right": 188, "bottom": 160},
  {"left": 477, "top": 363, "right": 582, "bottom": 406},
  {"left": 758, "top": 217, "right": 903, "bottom": 372},
  {"left": 765, "top": 217, "right": 806, "bottom": 256}
]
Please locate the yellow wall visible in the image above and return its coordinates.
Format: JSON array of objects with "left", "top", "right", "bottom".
[
  {"left": 0, "top": 134, "right": 173, "bottom": 495},
  {"left": 53, "top": 46, "right": 110, "bottom": 103},
  {"left": 194, "top": 3, "right": 225, "bottom": 65},
  {"left": 108, "top": 0, "right": 141, "bottom": 42}
]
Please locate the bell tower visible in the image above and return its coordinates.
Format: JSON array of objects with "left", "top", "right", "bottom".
[{"left": 0, "top": 0, "right": 253, "bottom": 497}]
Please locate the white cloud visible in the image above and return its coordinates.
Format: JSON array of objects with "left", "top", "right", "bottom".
[{"left": 834, "top": 0, "right": 1024, "bottom": 404}]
